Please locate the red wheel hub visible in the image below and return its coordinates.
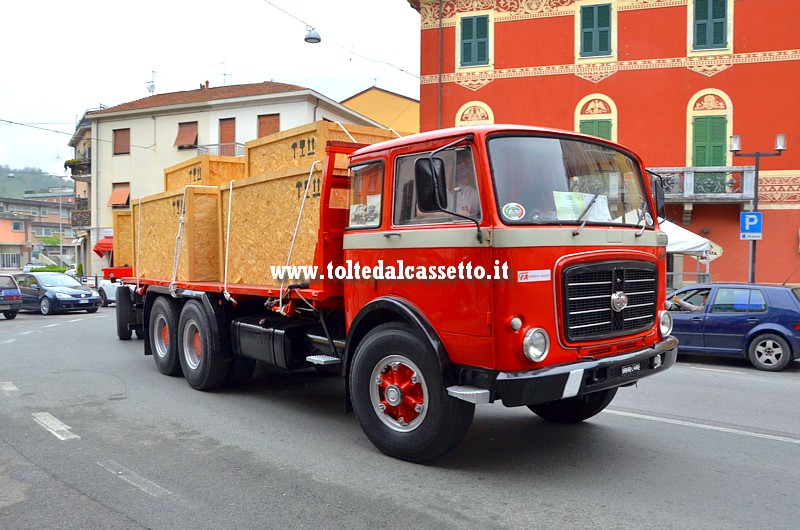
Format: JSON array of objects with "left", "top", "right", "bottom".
[{"left": 376, "top": 363, "right": 424, "bottom": 425}]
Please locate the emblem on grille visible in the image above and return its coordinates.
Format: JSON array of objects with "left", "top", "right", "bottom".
[{"left": 610, "top": 291, "right": 628, "bottom": 312}]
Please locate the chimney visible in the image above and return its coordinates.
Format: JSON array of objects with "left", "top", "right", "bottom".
[{"left": 205, "top": 80, "right": 209, "bottom": 89}]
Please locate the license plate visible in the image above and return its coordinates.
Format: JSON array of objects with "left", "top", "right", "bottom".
[
  {"left": 621, "top": 362, "right": 641, "bottom": 376},
  {"left": 0, "top": 304, "right": 9, "bottom": 310},
  {"left": 79, "top": 299, "right": 89, "bottom": 304}
]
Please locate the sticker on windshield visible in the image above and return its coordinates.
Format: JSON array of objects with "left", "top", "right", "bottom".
[{"left": 502, "top": 202, "right": 526, "bottom": 221}]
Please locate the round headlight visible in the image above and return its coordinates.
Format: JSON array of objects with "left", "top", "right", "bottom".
[
  {"left": 522, "top": 328, "right": 549, "bottom": 362},
  {"left": 659, "top": 310, "right": 673, "bottom": 337}
]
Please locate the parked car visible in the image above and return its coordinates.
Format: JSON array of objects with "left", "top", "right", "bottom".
[
  {"left": 0, "top": 273, "right": 22, "bottom": 319},
  {"left": 668, "top": 283, "right": 800, "bottom": 371},
  {"left": 64, "top": 264, "right": 78, "bottom": 277},
  {"left": 97, "top": 279, "right": 119, "bottom": 307},
  {"left": 14, "top": 272, "right": 101, "bottom": 315},
  {"left": 22, "top": 262, "right": 46, "bottom": 273}
]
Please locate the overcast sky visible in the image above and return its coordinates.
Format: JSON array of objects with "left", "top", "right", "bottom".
[{"left": 0, "top": 0, "right": 420, "bottom": 177}]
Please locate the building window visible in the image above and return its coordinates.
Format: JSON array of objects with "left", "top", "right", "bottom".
[
  {"left": 579, "top": 120, "right": 612, "bottom": 140},
  {"left": 692, "top": 115, "right": 727, "bottom": 167},
  {"left": 40, "top": 208, "right": 48, "bottom": 217},
  {"left": 258, "top": 114, "right": 280, "bottom": 138},
  {"left": 460, "top": 15, "right": 490, "bottom": 67},
  {"left": 12, "top": 221, "right": 23, "bottom": 232},
  {"left": 108, "top": 182, "right": 131, "bottom": 208},
  {"left": 113, "top": 128, "right": 130, "bottom": 155},
  {"left": 174, "top": 122, "right": 198, "bottom": 150},
  {"left": 34, "top": 227, "right": 52, "bottom": 237},
  {"left": 694, "top": 0, "right": 727, "bottom": 50},
  {"left": 581, "top": 4, "right": 612, "bottom": 57}
]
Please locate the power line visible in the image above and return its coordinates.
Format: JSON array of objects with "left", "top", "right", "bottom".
[
  {"left": 260, "top": 0, "right": 419, "bottom": 79},
  {"left": 0, "top": 118, "right": 155, "bottom": 151}
]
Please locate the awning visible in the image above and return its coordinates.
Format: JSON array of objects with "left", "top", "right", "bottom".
[
  {"left": 70, "top": 236, "right": 85, "bottom": 246},
  {"left": 174, "top": 122, "right": 198, "bottom": 148},
  {"left": 108, "top": 183, "right": 130, "bottom": 207},
  {"left": 93, "top": 236, "right": 113, "bottom": 257}
]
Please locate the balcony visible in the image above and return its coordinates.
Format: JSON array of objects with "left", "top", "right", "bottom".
[
  {"left": 197, "top": 143, "right": 245, "bottom": 157},
  {"left": 65, "top": 158, "right": 91, "bottom": 182},
  {"left": 71, "top": 198, "right": 91, "bottom": 228},
  {"left": 648, "top": 166, "right": 756, "bottom": 223}
]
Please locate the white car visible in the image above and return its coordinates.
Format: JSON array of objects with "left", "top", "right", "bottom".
[
  {"left": 97, "top": 279, "right": 119, "bottom": 307},
  {"left": 65, "top": 265, "right": 77, "bottom": 277}
]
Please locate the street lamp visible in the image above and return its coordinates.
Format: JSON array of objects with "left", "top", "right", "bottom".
[{"left": 730, "top": 133, "right": 788, "bottom": 283}]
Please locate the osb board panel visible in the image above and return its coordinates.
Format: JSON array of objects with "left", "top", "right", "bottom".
[
  {"left": 164, "top": 155, "right": 245, "bottom": 192},
  {"left": 113, "top": 211, "right": 134, "bottom": 267},
  {"left": 245, "top": 121, "right": 400, "bottom": 178},
  {"left": 220, "top": 165, "right": 349, "bottom": 285},
  {"left": 132, "top": 186, "right": 219, "bottom": 281}
]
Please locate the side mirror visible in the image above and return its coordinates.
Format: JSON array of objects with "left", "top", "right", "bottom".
[
  {"left": 31, "top": 283, "right": 39, "bottom": 290},
  {"left": 414, "top": 157, "right": 448, "bottom": 212},
  {"left": 651, "top": 174, "right": 666, "bottom": 217}
]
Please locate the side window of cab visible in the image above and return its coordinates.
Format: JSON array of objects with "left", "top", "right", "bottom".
[
  {"left": 392, "top": 147, "right": 481, "bottom": 226},
  {"left": 348, "top": 161, "right": 385, "bottom": 229}
]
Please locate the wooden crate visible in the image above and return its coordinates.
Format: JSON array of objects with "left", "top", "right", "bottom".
[
  {"left": 131, "top": 186, "right": 220, "bottom": 281},
  {"left": 219, "top": 163, "right": 349, "bottom": 285},
  {"left": 164, "top": 155, "right": 245, "bottom": 192},
  {"left": 112, "top": 210, "right": 134, "bottom": 267},
  {"left": 245, "top": 121, "right": 401, "bottom": 178}
]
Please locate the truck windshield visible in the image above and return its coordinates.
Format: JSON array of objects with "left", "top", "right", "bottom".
[{"left": 488, "top": 135, "right": 653, "bottom": 227}]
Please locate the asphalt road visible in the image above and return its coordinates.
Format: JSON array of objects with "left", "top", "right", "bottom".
[{"left": 2, "top": 308, "right": 799, "bottom": 529}]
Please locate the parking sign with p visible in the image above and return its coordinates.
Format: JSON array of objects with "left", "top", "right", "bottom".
[{"left": 740, "top": 212, "right": 763, "bottom": 240}]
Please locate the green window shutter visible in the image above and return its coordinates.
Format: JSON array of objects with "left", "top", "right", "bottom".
[
  {"left": 694, "top": 0, "right": 727, "bottom": 49},
  {"left": 693, "top": 115, "right": 727, "bottom": 193},
  {"left": 580, "top": 120, "right": 612, "bottom": 140},
  {"left": 461, "top": 16, "right": 489, "bottom": 67},
  {"left": 581, "top": 5, "right": 612, "bottom": 57}
]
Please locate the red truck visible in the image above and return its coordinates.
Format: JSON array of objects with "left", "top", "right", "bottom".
[{"left": 117, "top": 125, "right": 677, "bottom": 462}]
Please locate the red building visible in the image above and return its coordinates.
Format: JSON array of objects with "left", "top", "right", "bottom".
[{"left": 406, "top": 0, "right": 800, "bottom": 284}]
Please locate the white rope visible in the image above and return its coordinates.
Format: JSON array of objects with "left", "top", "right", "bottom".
[
  {"left": 223, "top": 180, "right": 237, "bottom": 304},
  {"left": 168, "top": 188, "right": 188, "bottom": 297},
  {"left": 135, "top": 197, "right": 142, "bottom": 291},
  {"left": 334, "top": 121, "right": 357, "bottom": 142},
  {"left": 388, "top": 127, "right": 401, "bottom": 138},
  {"left": 277, "top": 160, "right": 320, "bottom": 315}
]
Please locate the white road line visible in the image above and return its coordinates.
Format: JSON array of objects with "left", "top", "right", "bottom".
[
  {"left": 2, "top": 338, "right": 16, "bottom": 344},
  {"left": 20, "top": 330, "right": 35, "bottom": 335},
  {"left": 97, "top": 460, "right": 173, "bottom": 497},
  {"left": 32, "top": 412, "right": 81, "bottom": 441},
  {"left": 687, "top": 366, "right": 745, "bottom": 374},
  {"left": 43, "top": 323, "right": 60, "bottom": 328},
  {"left": 69, "top": 318, "right": 84, "bottom": 322},
  {"left": 605, "top": 409, "right": 800, "bottom": 445},
  {"left": 1, "top": 382, "right": 19, "bottom": 392}
]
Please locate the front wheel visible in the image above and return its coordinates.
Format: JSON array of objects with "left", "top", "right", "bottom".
[
  {"left": 349, "top": 323, "right": 474, "bottom": 463},
  {"left": 100, "top": 290, "right": 109, "bottom": 307},
  {"left": 39, "top": 297, "right": 53, "bottom": 315},
  {"left": 748, "top": 333, "right": 792, "bottom": 371},
  {"left": 116, "top": 286, "right": 133, "bottom": 340},
  {"left": 3, "top": 311, "right": 17, "bottom": 320},
  {"left": 178, "top": 300, "right": 228, "bottom": 390},
  {"left": 527, "top": 388, "right": 618, "bottom": 423}
]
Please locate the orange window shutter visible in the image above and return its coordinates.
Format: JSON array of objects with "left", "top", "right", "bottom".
[{"left": 175, "top": 122, "right": 198, "bottom": 148}]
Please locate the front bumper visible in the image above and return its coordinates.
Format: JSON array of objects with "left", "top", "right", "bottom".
[
  {"left": 492, "top": 336, "right": 678, "bottom": 407},
  {"left": 52, "top": 297, "right": 101, "bottom": 311}
]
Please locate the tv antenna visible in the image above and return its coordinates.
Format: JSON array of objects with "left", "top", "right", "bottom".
[
  {"left": 213, "top": 62, "right": 232, "bottom": 85},
  {"left": 146, "top": 70, "right": 157, "bottom": 95}
]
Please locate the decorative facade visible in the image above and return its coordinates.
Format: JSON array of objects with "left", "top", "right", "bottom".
[{"left": 408, "top": 0, "right": 800, "bottom": 283}]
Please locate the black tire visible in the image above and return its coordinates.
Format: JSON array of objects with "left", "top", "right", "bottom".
[
  {"left": 149, "top": 296, "right": 183, "bottom": 376},
  {"left": 349, "top": 323, "right": 474, "bottom": 463},
  {"left": 100, "top": 290, "right": 109, "bottom": 307},
  {"left": 116, "top": 286, "right": 133, "bottom": 340},
  {"left": 225, "top": 356, "right": 256, "bottom": 387},
  {"left": 86, "top": 307, "right": 99, "bottom": 314},
  {"left": 527, "top": 388, "right": 618, "bottom": 423},
  {"left": 748, "top": 333, "right": 792, "bottom": 371},
  {"left": 3, "top": 311, "right": 17, "bottom": 320},
  {"left": 39, "top": 297, "right": 53, "bottom": 315},
  {"left": 178, "top": 300, "right": 228, "bottom": 390}
]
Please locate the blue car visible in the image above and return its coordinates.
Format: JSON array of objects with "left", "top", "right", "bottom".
[
  {"left": 0, "top": 273, "right": 22, "bottom": 319},
  {"left": 14, "top": 272, "right": 101, "bottom": 315},
  {"left": 668, "top": 283, "right": 800, "bottom": 371}
]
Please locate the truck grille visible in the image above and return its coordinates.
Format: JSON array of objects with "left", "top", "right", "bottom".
[{"left": 563, "top": 261, "right": 657, "bottom": 342}]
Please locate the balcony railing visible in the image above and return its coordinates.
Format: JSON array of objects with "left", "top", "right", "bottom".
[
  {"left": 648, "top": 166, "right": 756, "bottom": 203},
  {"left": 65, "top": 158, "right": 91, "bottom": 177},
  {"left": 197, "top": 143, "right": 245, "bottom": 157}
]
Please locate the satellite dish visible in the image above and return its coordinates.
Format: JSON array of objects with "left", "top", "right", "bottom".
[{"left": 147, "top": 82, "right": 155, "bottom": 95}]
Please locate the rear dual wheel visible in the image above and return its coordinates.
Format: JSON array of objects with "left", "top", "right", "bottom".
[
  {"left": 150, "top": 296, "right": 182, "bottom": 376},
  {"left": 178, "top": 300, "right": 228, "bottom": 390}
]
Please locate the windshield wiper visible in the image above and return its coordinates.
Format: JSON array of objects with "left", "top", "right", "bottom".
[{"left": 572, "top": 191, "right": 601, "bottom": 236}]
